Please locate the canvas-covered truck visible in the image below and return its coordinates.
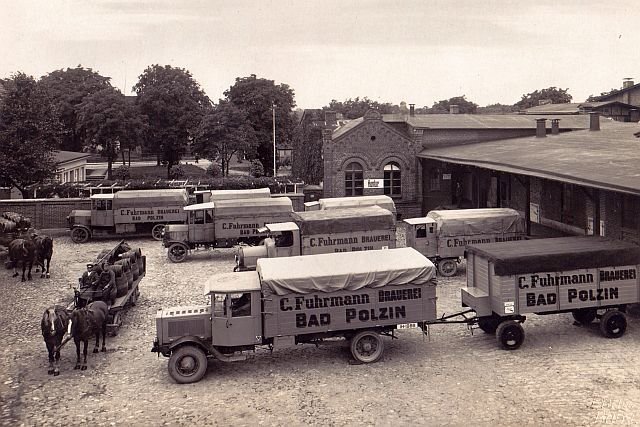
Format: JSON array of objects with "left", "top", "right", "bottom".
[
  {"left": 194, "top": 187, "right": 271, "bottom": 204},
  {"left": 304, "top": 195, "right": 397, "bottom": 216},
  {"left": 234, "top": 206, "right": 396, "bottom": 271},
  {"left": 163, "top": 197, "right": 293, "bottom": 263},
  {"left": 404, "top": 208, "right": 525, "bottom": 276},
  {"left": 461, "top": 236, "right": 640, "bottom": 350},
  {"left": 152, "top": 247, "right": 437, "bottom": 383},
  {"left": 67, "top": 189, "right": 189, "bottom": 243}
]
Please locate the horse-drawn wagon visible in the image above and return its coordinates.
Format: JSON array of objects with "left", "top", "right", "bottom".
[{"left": 69, "top": 240, "right": 146, "bottom": 335}]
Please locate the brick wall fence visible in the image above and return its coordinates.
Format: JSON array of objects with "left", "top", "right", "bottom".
[{"left": 0, "top": 198, "right": 90, "bottom": 229}]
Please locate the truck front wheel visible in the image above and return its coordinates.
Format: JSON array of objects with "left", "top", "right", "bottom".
[
  {"left": 71, "top": 227, "right": 90, "bottom": 243},
  {"left": 168, "top": 345, "right": 208, "bottom": 384},
  {"left": 350, "top": 330, "right": 384, "bottom": 363},
  {"left": 152, "top": 224, "right": 165, "bottom": 241},
  {"left": 437, "top": 259, "right": 457, "bottom": 277},
  {"left": 167, "top": 243, "right": 188, "bottom": 263},
  {"left": 600, "top": 310, "right": 627, "bottom": 338},
  {"left": 496, "top": 320, "right": 524, "bottom": 350}
]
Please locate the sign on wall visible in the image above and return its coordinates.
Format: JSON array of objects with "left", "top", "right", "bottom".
[
  {"left": 364, "top": 178, "right": 384, "bottom": 189},
  {"left": 530, "top": 203, "right": 540, "bottom": 223}
]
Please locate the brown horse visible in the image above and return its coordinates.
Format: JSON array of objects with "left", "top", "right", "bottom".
[
  {"left": 8, "top": 238, "right": 35, "bottom": 281},
  {"left": 33, "top": 234, "right": 53, "bottom": 278},
  {"left": 41, "top": 306, "right": 70, "bottom": 376},
  {"left": 70, "top": 300, "right": 109, "bottom": 370}
]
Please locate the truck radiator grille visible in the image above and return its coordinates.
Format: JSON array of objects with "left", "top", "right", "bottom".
[{"left": 168, "top": 320, "right": 205, "bottom": 338}]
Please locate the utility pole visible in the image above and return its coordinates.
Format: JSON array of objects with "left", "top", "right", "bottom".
[{"left": 272, "top": 102, "right": 277, "bottom": 177}]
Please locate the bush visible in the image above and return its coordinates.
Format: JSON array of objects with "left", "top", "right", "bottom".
[
  {"left": 114, "top": 165, "right": 131, "bottom": 180},
  {"left": 169, "top": 165, "right": 185, "bottom": 179},
  {"left": 206, "top": 163, "right": 222, "bottom": 178},
  {"left": 249, "top": 161, "right": 264, "bottom": 178}
]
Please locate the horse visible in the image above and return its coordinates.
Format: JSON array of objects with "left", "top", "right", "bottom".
[
  {"left": 70, "top": 300, "right": 109, "bottom": 370},
  {"left": 33, "top": 234, "right": 53, "bottom": 278},
  {"left": 8, "top": 238, "right": 35, "bottom": 281},
  {"left": 41, "top": 306, "right": 71, "bottom": 376}
]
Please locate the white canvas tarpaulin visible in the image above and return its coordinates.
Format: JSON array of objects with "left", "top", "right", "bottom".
[
  {"left": 257, "top": 247, "right": 436, "bottom": 296},
  {"left": 318, "top": 195, "right": 396, "bottom": 215},
  {"left": 291, "top": 206, "right": 394, "bottom": 236},
  {"left": 111, "top": 189, "right": 189, "bottom": 209},
  {"left": 427, "top": 208, "right": 524, "bottom": 237}
]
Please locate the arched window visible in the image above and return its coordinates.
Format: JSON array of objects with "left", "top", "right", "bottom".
[
  {"left": 384, "top": 162, "right": 401, "bottom": 197},
  {"left": 345, "top": 162, "right": 363, "bottom": 196}
]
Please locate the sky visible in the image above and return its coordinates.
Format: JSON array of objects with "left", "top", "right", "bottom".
[{"left": 1, "top": 0, "right": 639, "bottom": 109}]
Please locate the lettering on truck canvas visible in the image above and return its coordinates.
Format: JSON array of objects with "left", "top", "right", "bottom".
[
  {"left": 114, "top": 206, "right": 185, "bottom": 224},
  {"left": 303, "top": 230, "right": 395, "bottom": 254}
]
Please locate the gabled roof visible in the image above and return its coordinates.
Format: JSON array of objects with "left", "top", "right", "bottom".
[
  {"left": 402, "top": 114, "right": 590, "bottom": 130},
  {"left": 418, "top": 120, "right": 640, "bottom": 195},
  {"left": 54, "top": 150, "right": 92, "bottom": 165},
  {"left": 522, "top": 101, "right": 637, "bottom": 115},
  {"left": 591, "top": 82, "right": 640, "bottom": 102}
]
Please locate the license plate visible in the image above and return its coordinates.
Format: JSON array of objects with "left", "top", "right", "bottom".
[{"left": 397, "top": 323, "right": 418, "bottom": 329}]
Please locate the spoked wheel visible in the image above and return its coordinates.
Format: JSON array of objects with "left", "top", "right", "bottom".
[
  {"left": 167, "top": 243, "right": 188, "bottom": 263},
  {"left": 168, "top": 345, "right": 208, "bottom": 384},
  {"left": 350, "top": 330, "right": 384, "bottom": 363},
  {"left": 600, "top": 310, "right": 627, "bottom": 338},
  {"left": 496, "top": 320, "right": 525, "bottom": 350},
  {"left": 437, "top": 259, "right": 458, "bottom": 277},
  {"left": 71, "top": 227, "right": 90, "bottom": 243},
  {"left": 151, "top": 224, "right": 165, "bottom": 241},
  {"left": 478, "top": 317, "right": 500, "bottom": 334},
  {"left": 572, "top": 308, "right": 597, "bottom": 325}
]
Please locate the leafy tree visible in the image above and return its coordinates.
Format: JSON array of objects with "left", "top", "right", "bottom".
[
  {"left": 0, "top": 73, "right": 62, "bottom": 198},
  {"left": 224, "top": 75, "right": 296, "bottom": 177},
  {"left": 76, "top": 87, "right": 147, "bottom": 180},
  {"left": 427, "top": 95, "right": 478, "bottom": 114},
  {"left": 291, "top": 122, "right": 323, "bottom": 185},
  {"left": 326, "top": 97, "right": 398, "bottom": 119},
  {"left": 587, "top": 88, "right": 618, "bottom": 102},
  {"left": 39, "top": 66, "right": 112, "bottom": 151},
  {"left": 477, "top": 103, "right": 517, "bottom": 114},
  {"left": 133, "top": 65, "right": 210, "bottom": 178},
  {"left": 193, "top": 100, "right": 258, "bottom": 177},
  {"left": 514, "top": 87, "right": 572, "bottom": 110}
]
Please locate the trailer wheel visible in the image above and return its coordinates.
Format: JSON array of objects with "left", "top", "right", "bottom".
[
  {"left": 168, "top": 345, "right": 208, "bottom": 384},
  {"left": 151, "top": 224, "right": 165, "bottom": 241},
  {"left": 572, "top": 308, "right": 597, "bottom": 325},
  {"left": 437, "top": 259, "right": 457, "bottom": 277},
  {"left": 71, "top": 227, "right": 90, "bottom": 243},
  {"left": 600, "top": 310, "right": 627, "bottom": 338},
  {"left": 496, "top": 321, "right": 524, "bottom": 350},
  {"left": 350, "top": 330, "right": 384, "bottom": 363},
  {"left": 478, "top": 317, "right": 500, "bottom": 334},
  {"left": 167, "top": 243, "right": 188, "bottom": 263}
]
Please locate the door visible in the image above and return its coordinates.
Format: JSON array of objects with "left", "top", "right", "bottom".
[
  {"left": 92, "top": 199, "right": 114, "bottom": 227},
  {"left": 188, "top": 209, "right": 215, "bottom": 243},
  {"left": 409, "top": 223, "right": 436, "bottom": 257},
  {"left": 211, "top": 292, "right": 262, "bottom": 347}
]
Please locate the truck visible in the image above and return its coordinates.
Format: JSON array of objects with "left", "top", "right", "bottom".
[
  {"left": 234, "top": 206, "right": 397, "bottom": 271},
  {"left": 163, "top": 197, "right": 294, "bottom": 263},
  {"left": 461, "top": 236, "right": 640, "bottom": 349},
  {"left": 67, "top": 189, "right": 189, "bottom": 243},
  {"left": 151, "top": 247, "right": 437, "bottom": 383},
  {"left": 403, "top": 208, "right": 525, "bottom": 276},
  {"left": 304, "top": 195, "right": 397, "bottom": 216}
]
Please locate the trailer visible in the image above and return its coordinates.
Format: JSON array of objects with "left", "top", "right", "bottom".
[
  {"left": 235, "top": 206, "right": 396, "bottom": 271},
  {"left": 152, "top": 247, "right": 437, "bottom": 383},
  {"left": 404, "top": 208, "right": 525, "bottom": 276},
  {"left": 459, "top": 236, "right": 640, "bottom": 350}
]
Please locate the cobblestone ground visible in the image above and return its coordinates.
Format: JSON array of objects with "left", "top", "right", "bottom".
[{"left": 2, "top": 232, "right": 640, "bottom": 426}]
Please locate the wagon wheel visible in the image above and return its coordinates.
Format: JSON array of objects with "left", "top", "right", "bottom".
[
  {"left": 350, "top": 330, "right": 384, "bottom": 363},
  {"left": 600, "top": 310, "right": 627, "bottom": 338},
  {"left": 572, "top": 308, "right": 597, "bottom": 325},
  {"left": 71, "top": 227, "right": 90, "bottom": 243},
  {"left": 478, "top": 316, "right": 500, "bottom": 334},
  {"left": 168, "top": 345, "right": 208, "bottom": 384},
  {"left": 151, "top": 224, "right": 165, "bottom": 241},
  {"left": 167, "top": 243, "right": 188, "bottom": 263},
  {"left": 437, "top": 259, "right": 457, "bottom": 277},
  {"left": 496, "top": 320, "right": 524, "bottom": 350}
]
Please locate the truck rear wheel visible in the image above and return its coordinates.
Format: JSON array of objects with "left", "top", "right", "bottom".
[
  {"left": 437, "top": 259, "right": 457, "bottom": 277},
  {"left": 350, "top": 330, "right": 384, "bottom": 363},
  {"left": 168, "top": 345, "right": 208, "bottom": 384},
  {"left": 167, "top": 243, "right": 188, "bottom": 263},
  {"left": 572, "top": 308, "right": 597, "bottom": 325},
  {"left": 71, "top": 227, "right": 90, "bottom": 243},
  {"left": 496, "top": 320, "right": 524, "bottom": 350},
  {"left": 600, "top": 310, "right": 627, "bottom": 338},
  {"left": 151, "top": 224, "right": 165, "bottom": 241}
]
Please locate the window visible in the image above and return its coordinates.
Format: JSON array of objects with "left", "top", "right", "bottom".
[
  {"left": 429, "top": 169, "right": 441, "bottom": 191},
  {"left": 415, "top": 225, "right": 427, "bottom": 238},
  {"left": 231, "top": 293, "right": 251, "bottom": 317},
  {"left": 93, "top": 199, "right": 112, "bottom": 211},
  {"left": 205, "top": 209, "right": 214, "bottom": 223},
  {"left": 191, "top": 210, "right": 205, "bottom": 224},
  {"left": 345, "top": 162, "right": 363, "bottom": 196},
  {"left": 275, "top": 231, "right": 294, "bottom": 247},
  {"left": 384, "top": 162, "right": 401, "bottom": 197}
]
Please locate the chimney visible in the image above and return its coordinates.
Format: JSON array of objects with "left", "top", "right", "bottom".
[
  {"left": 324, "top": 111, "right": 337, "bottom": 127},
  {"left": 589, "top": 112, "right": 600, "bottom": 131},
  {"left": 623, "top": 77, "right": 634, "bottom": 89},
  {"left": 536, "top": 118, "right": 547, "bottom": 138},
  {"left": 449, "top": 104, "right": 459, "bottom": 114},
  {"left": 409, "top": 103, "right": 415, "bottom": 116},
  {"left": 551, "top": 119, "right": 560, "bottom": 135}
]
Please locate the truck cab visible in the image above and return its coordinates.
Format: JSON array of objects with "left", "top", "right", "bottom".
[
  {"left": 235, "top": 222, "right": 300, "bottom": 271},
  {"left": 404, "top": 217, "right": 437, "bottom": 258},
  {"left": 91, "top": 194, "right": 115, "bottom": 227}
]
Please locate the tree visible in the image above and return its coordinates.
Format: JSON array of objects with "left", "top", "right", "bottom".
[
  {"left": 224, "top": 75, "right": 296, "bottom": 177},
  {"left": 0, "top": 73, "right": 62, "bottom": 198},
  {"left": 326, "top": 97, "right": 398, "bottom": 119},
  {"left": 133, "top": 65, "right": 210, "bottom": 178},
  {"left": 291, "top": 124, "right": 323, "bottom": 185},
  {"left": 193, "top": 100, "right": 258, "bottom": 176},
  {"left": 76, "top": 87, "right": 147, "bottom": 180},
  {"left": 39, "top": 66, "right": 112, "bottom": 151},
  {"left": 426, "top": 95, "right": 478, "bottom": 114},
  {"left": 514, "top": 87, "right": 572, "bottom": 110},
  {"left": 477, "top": 103, "right": 517, "bottom": 114}
]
